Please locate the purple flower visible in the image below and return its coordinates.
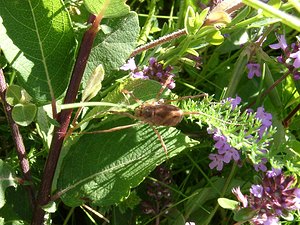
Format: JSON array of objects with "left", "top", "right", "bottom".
[
  {"left": 214, "top": 133, "right": 230, "bottom": 153},
  {"left": 247, "top": 63, "right": 261, "bottom": 79},
  {"left": 120, "top": 58, "right": 137, "bottom": 71},
  {"left": 223, "top": 147, "right": 240, "bottom": 162},
  {"left": 264, "top": 217, "right": 279, "bottom": 225},
  {"left": 266, "top": 168, "right": 282, "bottom": 178},
  {"left": 226, "top": 96, "right": 241, "bottom": 110},
  {"left": 142, "top": 57, "right": 176, "bottom": 89},
  {"left": 293, "top": 72, "right": 300, "bottom": 80},
  {"left": 255, "top": 107, "right": 272, "bottom": 138},
  {"left": 269, "top": 35, "right": 288, "bottom": 51},
  {"left": 121, "top": 57, "right": 176, "bottom": 89},
  {"left": 208, "top": 153, "right": 224, "bottom": 171},
  {"left": 290, "top": 50, "right": 300, "bottom": 68},
  {"left": 222, "top": 96, "right": 242, "bottom": 110},
  {"left": 120, "top": 58, "right": 149, "bottom": 79},
  {"left": 208, "top": 130, "right": 240, "bottom": 170},
  {"left": 232, "top": 187, "right": 248, "bottom": 207},
  {"left": 253, "top": 158, "right": 268, "bottom": 172},
  {"left": 250, "top": 184, "right": 263, "bottom": 198},
  {"left": 232, "top": 169, "right": 300, "bottom": 224}
]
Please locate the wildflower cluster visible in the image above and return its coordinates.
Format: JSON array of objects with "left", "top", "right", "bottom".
[
  {"left": 208, "top": 97, "right": 273, "bottom": 171},
  {"left": 232, "top": 168, "right": 300, "bottom": 225},
  {"left": 208, "top": 129, "right": 240, "bottom": 171},
  {"left": 246, "top": 35, "right": 300, "bottom": 80},
  {"left": 120, "top": 57, "right": 176, "bottom": 89},
  {"left": 141, "top": 165, "right": 172, "bottom": 217},
  {"left": 269, "top": 35, "right": 300, "bottom": 80}
]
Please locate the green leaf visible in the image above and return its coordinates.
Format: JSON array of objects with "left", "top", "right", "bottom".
[
  {"left": 41, "top": 201, "right": 57, "bottom": 213},
  {"left": 233, "top": 207, "right": 257, "bottom": 222},
  {"left": 167, "top": 209, "right": 186, "bottom": 225},
  {"left": 6, "top": 85, "right": 32, "bottom": 106},
  {"left": 243, "top": 0, "right": 300, "bottom": 32},
  {"left": 0, "top": 186, "right": 32, "bottom": 224},
  {"left": 82, "top": 12, "right": 139, "bottom": 87},
  {"left": 35, "top": 105, "right": 57, "bottom": 148},
  {"left": 217, "top": 198, "right": 239, "bottom": 210},
  {"left": 12, "top": 103, "right": 37, "bottom": 126},
  {"left": 82, "top": 64, "right": 105, "bottom": 102},
  {"left": 84, "top": 0, "right": 130, "bottom": 18},
  {"left": 0, "top": 0, "right": 76, "bottom": 103},
  {"left": 206, "top": 30, "right": 224, "bottom": 45},
  {"left": 57, "top": 118, "right": 198, "bottom": 207},
  {"left": 0, "top": 160, "right": 17, "bottom": 209}
]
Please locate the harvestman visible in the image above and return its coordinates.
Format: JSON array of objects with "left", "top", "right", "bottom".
[{"left": 81, "top": 77, "right": 207, "bottom": 156}]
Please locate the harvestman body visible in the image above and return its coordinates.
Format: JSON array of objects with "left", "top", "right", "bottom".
[{"left": 81, "top": 78, "right": 207, "bottom": 156}]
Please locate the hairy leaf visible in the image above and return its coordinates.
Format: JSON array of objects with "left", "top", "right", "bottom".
[
  {"left": 82, "top": 12, "right": 139, "bottom": 87},
  {"left": 84, "top": 0, "right": 130, "bottom": 18},
  {"left": 57, "top": 118, "right": 198, "bottom": 207},
  {"left": 0, "top": 0, "right": 76, "bottom": 103}
]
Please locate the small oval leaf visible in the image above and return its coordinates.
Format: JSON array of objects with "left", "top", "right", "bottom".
[
  {"left": 6, "top": 85, "right": 32, "bottom": 106},
  {"left": 12, "top": 103, "right": 37, "bottom": 126},
  {"left": 218, "top": 198, "right": 239, "bottom": 210},
  {"left": 233, "top": 207, "right": 257, "bottom": 222}
]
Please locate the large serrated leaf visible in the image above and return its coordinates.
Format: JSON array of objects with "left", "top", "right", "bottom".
[
  {"left": 0, "top": 160, "right": 17, "bottom": 209},
  {"left": 57, "top": 118, "right": 198, "bottom": 207},
  {"left": 84, "top": 0, "right": 130, "bottom": 18},
  {"left": 82, "top": 12, "right": 139, "bottom": 87},
  {"left": 0, "top": 0, "right": 76, "bottom": 103}
]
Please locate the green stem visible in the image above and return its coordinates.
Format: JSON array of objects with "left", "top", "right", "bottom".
[
  {"left": 60, "top": 101, "right": 124, "bottom": 110},
  {"left": 242, "top": 0, "right": 300, "bottom": 31},
  {"left": 204, "top": 163, "right": 237, "bottom": 225}
]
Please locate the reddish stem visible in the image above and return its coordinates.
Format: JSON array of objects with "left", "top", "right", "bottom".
[
  {"left": 0, "top": 69, "right": 35, "bottom": 207},
  {"left": 31, "top": 11, "right": 104, "bottom": 224}
]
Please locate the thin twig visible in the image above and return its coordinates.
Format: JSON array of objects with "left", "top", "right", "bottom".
[
  {"left": 81, "top": 204, "right": 110, "bottom": 223},
  {"left": 0, "top": 68, "right": 35, "bottom": 208},
  {"left": 282, "top": 102, "right": 300, "bottom": 128},
  {"left": 130, "top": 29, "right": 187, "bottom": 57},
  {"left": 246, "top": 70, "right": 290, "bottom": 109}
]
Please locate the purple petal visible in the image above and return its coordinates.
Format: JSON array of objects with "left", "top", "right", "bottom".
[
  {"left": 269, "top": 35, "right": 287, "bottom": 51},
  {"left": 120, "top": 58, "right": 137, "bottom": 71},
  {"left": 232, "top": 187, "right": 248, "bottom": 207},
  {"left": 250, "top": 184, "right": 264, "bottom": 198},
  {"left": 290, "top": 52, "right": 300, "bottom": 68}
]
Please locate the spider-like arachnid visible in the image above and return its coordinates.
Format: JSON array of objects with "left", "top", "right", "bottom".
[{"left": 80, "top": 76, "right": 207, "bottom": 156}]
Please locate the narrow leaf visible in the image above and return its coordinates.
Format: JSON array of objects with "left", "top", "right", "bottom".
[{"left": 82, "top": 64, "right": 105, "bottom": 102}]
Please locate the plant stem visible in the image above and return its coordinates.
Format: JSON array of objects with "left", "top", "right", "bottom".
[
  {"left": 282, "top": 103, "right": 300, "bottom": 128},
  {"left": 204, "top": 163, "right": 237, "bottom": 225},
  {"left": 0, "top": 68, "right": 35, "bottom": 208},
  {"left": 246, "top": 70, "right": 290, "bottom": 109},
  {"left": 130, "top": 29, "right": 187, "bottom": 57},
  {"left": 31, "top": 3, "right": 108, "bottom": 223}
]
